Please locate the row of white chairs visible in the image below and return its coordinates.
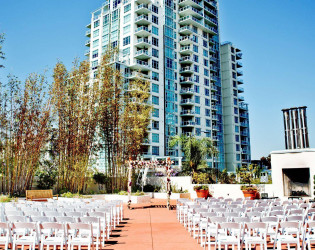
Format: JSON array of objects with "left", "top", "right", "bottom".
[{"left": 177, "top": 197, "right": 315, "bottom": 250}]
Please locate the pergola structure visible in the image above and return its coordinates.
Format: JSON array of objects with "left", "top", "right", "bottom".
[{"left": 127, "top": 157, "right": 173, "bottom": 209}]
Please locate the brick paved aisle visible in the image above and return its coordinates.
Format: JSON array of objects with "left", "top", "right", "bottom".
[{"left": 105, "top": 206, "right": 201, "bottom": 250}]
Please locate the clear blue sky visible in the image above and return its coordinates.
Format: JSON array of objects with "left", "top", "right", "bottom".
[{"left": 0, "top": 0, "right": 314, "bottom": 159}]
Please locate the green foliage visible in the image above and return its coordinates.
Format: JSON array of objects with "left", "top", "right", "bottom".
[
  {"left": 60, "top": 192, "right": 92, "bottom": 198},
  {"left": 143, "top": 184, "right": 155, "bottom": 192},
  {"left": 171, "top": 186, "right": 188, "bottom": 193},
  {"left": 193, "top": 185, "right": 209, "bottom": 191},
  {"left": 238, "top": 164, "right": 256, "bottom": 185},
  {"left": 0, "top": 195, "right": 12, "bottom": 203},
  {"left": 193, "top": 172, "right": 214, "bottom": 184},
  {"left": 93, "top": 172, "right": 108, "bottom": 185},
  {"left": 36, "top": 160, "right": 57, "bottom": 190},
  {"left": 169, "top": 135, "right": 218, "bottom": 174},
  {"left": 240, "top": 185, "right": 257, "bottom": 191},
  {"left": 118, "top": 191, "right": 128, "bottom": 195}
]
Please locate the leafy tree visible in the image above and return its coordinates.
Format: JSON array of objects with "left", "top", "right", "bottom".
[
  {"left": 260, "top": 155, "right": 271, "bottom": 169},
  {"left": 93, "top": 172, "right": 108, "bottom": 191},
  {"left": 36, "top": 160, "right": 57, "bottom": 189},
  {"left": 169, "top": 135, "right": 218, "bottom": 174}
]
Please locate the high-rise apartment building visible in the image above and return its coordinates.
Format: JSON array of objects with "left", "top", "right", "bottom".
[
  {"left": 220, "top": 42, "right": 251, "bottom": 171},
  {"left": 85, "top": 0, "right": 248, "bottom": 172}
]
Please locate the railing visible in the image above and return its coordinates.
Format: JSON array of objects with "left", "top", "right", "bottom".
[
  {"left": 211, "top": 95, "right": 218, "bottom": 101},
  {"left": 241, "top": 131, "right": 249, "bottom": 136},
  {"left": 135, "top": 26, "right": 150, "bottom": 33},
  {"left": 85, "top": 30, "right": 91, "bottom": 36},
  {"left": 181, "top": 110, "right": 195, "bottom": 115},
  {"left": 181, "top": 121, "right": 195, "bottom": 126},
  {"left": 204, "top": 6, "right": 217, "bottom": 16},
  {"left": 179, "top": 0, "right": 202, "bottom": 7},
  {"left": 85, "top": 40, "right": 90, "bottom": 46},
  {"left": 240, "top": 122, "right": 248, "bottom": 127},
  {"left": 211, "top": 105, "right": 218, "bottom": 110},
  {"left": 179, "top": 36, "right": 192, "bottom": 42},
  {"left": 125, "top": 72, "right": 150, "bottom": 79},
  {"left": 237, "top": 79, "right": 244, "bottom": 84},
  {"left": 179, "top": 56, "right": 192, "bottom": 61},
  {"left": 179, "top": 6, "right": 203, "bottom": 16},
  {"left": 237, "top": 61, "right": 243, "bottom": 67},
  {"left": 180, "top": 66, "right": 192, "bottom": 72},
  {"left": 179, "top": 26, "right": 192, "bottom": 32},
  {"left": 236, "top": 52, "right": 243, "bottom": 59},
  {"left": 212, "top": 125, "right": 219, "bottom": 130},
  {"left": 204, "top": 15, "right": 217, "bottom": 25},
  {"left": 210, "top": 66, "right": 217, "bottom": 71},
  {"left": 241, "top": 140, "right": 248, "bottom": 145},
  {"left": 136, "top": 4, "right": 149, "bottom": 10},
  {"left": 237, "top": 70, "right": 243, "bottom": 75},
  {"left": 239, "top": 102, "right": 248, "bottom": 110},
  {"left": 136, "top": 38, "right": 150, "bottom": 44},
  {"left": 212, "top": 114, "right": 218, "bottom": 120},
  {"left": 180, "top": 77, "right": 193, "bottom": 82},
  {"left": 209, "top": 47, "right": 216, "bottom": 53},
  {"left": 179, "top": 15, "right": 202, "bottom": 24},
  {"left": 212, "top": 136, "right": 218, "bottom": 141},
  {"left": 181, "top": 99, "right": 194, "bottom": 104},
  {"left": 136, "top": 50, "right": 150, "bottom": 56},
  {"left": 180, "top": 88, "right": 194, "bottom": 94},
  {"left": 211, "top": 85, "right": 217, "bottom": 91},
  {"left": 135, "top": 15, "right": 149, "bottom": 22},
  {"left": 180, "top": 45, "right": 191, "bottom": 51},
  {"left": 240, "top": 113, "right": 248, "bottom": 118},
  {"left": 136, "top": 59, "right": 149, "bottom": 66}
]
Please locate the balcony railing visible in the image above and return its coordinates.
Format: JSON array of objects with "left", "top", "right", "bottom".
[
  {"left": 180, "top": 45, "right": 191, "bottom": 51},
  {"left": 179, "top": 26, "right": 193, "bottom": 33},
  {"left": 135, "top": 26, "right": 150, "bottom": 33},
  {"left": 135, "top": 15, "right": 149, "bottom": 22},
  {"left": 136, "top": 4, "right": 149, "bottom": 10},
  {"left": 179, "top": 15, "right": 202, "bottom": 24},
  {"left": 135, "top": 50, "right": 150, "bottom": 56},
  {"left": 181, "top": 110, "right": 195, "bottom": 115},
  {"left": 180, "top": 77, "right": 193, "bottom": 83},
  {"left": 136, "top": 59, "right": 149, "bottom": 66},
  {"left": 181, "top": 121, "right": 196, "bottom": 126},
  {"left": 239, "top": 102, "right": 248, "bottom": 110},
  {"left": 136, "top": 38, "right": 151, "bottom": 44},
  {"left": 180, "top": 88, "right": 194, "bottom": 94},
  {"left": 181, "top": 99, "right": 194, "bottom": 104},
  {"left": 179, "top": 6, "right": 203, "bottom": 16},
  {"left": 179, "top": 0, "right": 203, "bottom": 7}
]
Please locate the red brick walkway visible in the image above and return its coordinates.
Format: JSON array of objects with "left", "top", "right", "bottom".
[{"left": 105, "top": 205, "right": 201, "bottom": 250}]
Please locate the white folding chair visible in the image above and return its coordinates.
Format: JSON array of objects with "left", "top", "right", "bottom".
[
  {"left": 12, "top": 222, "right": 38, "bottom": 250},
  {"left": 275, "top": 221, "right": 301, "bottom": 250},
  {"left": 79, "top": 217, "right": 101, "bottom": 250},
  {"left": 40, "top": 222, "right": 66, "bottom": 250},
  {"left": 215, "top": 222, "right": 242, "bottom": 250},
  {"left": 0, "top": 222, "right": 11, "bottom": 249},
  {"left": 67, "top": 223, "right": 93, "bottom": 250},
  {"left": 243, "top": 222, "right": 268, "bottom": 250}
]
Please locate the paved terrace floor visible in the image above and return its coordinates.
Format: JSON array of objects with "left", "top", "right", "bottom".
[{"left": 105, "top": 199, "right": 201, "bottom": 250}]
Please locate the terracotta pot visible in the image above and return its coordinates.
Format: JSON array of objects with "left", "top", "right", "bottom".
[
  {"left": 196, "top": 189, "right": 209, "bottom": 198},
  {"left": 242, "top": 190, "right": 257, "bottom": 200}
]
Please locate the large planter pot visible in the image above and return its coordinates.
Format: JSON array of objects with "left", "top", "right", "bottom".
[
  {"left": 196, "top": 190, "right": 209, "bottom": 198},
  {"left": 242, "top": 190, "right": 257, "bottom": 200}
]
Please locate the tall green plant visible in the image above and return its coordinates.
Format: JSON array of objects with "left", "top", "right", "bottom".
[{"left": 169, "top": 135, "right": 218, "bottom": 174}]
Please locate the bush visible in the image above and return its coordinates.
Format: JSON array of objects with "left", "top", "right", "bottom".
[
  {"left": 143, "top": 184, "right": 155, "bottom": 192},
  {"left": 193, "top": 185, "right": 209, "bottom": 191},
  {"left": 0, "top": 195, "right": 13, "bottom": 203},
  {"left": 118, "top": 191, "right": 128, "bottom": 196},
  {"left": 36, "top": 160, "right": 57, "bottom": 190}
]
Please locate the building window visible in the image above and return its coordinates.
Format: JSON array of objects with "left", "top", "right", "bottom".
[
  {"left": 231, "top": 47, "right": 235, "bottom": 53},
  {"left": 152, "top": 5, "right": 158, "bottom": 13},
  {"left": 195, "top": 96, "right": 200, "bottom": 104},
  {"left": 206, "top": 119, "right": 211, "bottom": 127},
  {"left": 124, "top": 13, "right": 131, "bottom": 23},
  {"left": 152, "top": 60, "right": 159, "bottom": 69},
  {"left": 232, "top": 64, "right": 236, "bottom": 70},
  {"left": 152, "top": 15, "right": 158, "bottom": 24},
  {"left": 205, "top": 98, "right": 210, "bottom": 106},
  {"left": 235, "top": 126, "right": 239, "bottom": 133},
  {"left": 195, "top": 117, "right": 200, "bottom": 125},
  {"left": 123, "top": 36, "right": 130, "bottom": 46},
  {"left": 193, "top": 54, "right": 199, "bottom": 63},
  {"left": 152, "top": 72, "right": 159, "bottom": 81},
  {"left": 236, "top": 144, "right": 240, "bottom": 151},
  {"left": 152, "top": 26, "right": 159, "bottom": 35},
  {"left": 123, "top": 25, "right": 130, "bottom": 34},
  {"left": 236, "top": 154, "right": 240, "bottom": 161},
  {"left": 194, "top": 65, "right": 199, "bottom": 73},
  {"left": 195, "top": 106, "right": 200, "bottom": 114},
  {"left": 194, "top": 75, "right": 199, "bottom": 83},
  {"left": 92, "top": 49, "right": 98, "bottom": 59},
  {"left": 153, "top": 108, "right": 159, "bottom": 118},
  {"left": 152, "top": 96, "right": 159, "bottom": 105},
  {"left": 152, "top": 146, "right": 159, "bottom": 155},
  {"left": 123, "top": 47, "right": 130, "bottom": 56},
  {"left": 204, "top": 69, "right": 209, "bottom": 76},
  {"left": 235, "top": 117, "right": 239, "bottom": 123},
  {"left": 152, "top": 121, "right": 159, "bottom": 130},
  {"left": 152, "top": 83, "right": 159, "bottom": 93},
  {"left": 94, "top": 20, "right": 100, "bottom": 28},
  {"left": 124, "top": 4, "right": 131, "bottom": 12},
  {"left": 193, "top": 44, "right": 198, "bottom": 53},
  {"left": 152, "top": 133, "right": 159, "bottom": 143},
  {"left": 231, "top": 55, "right": 235, "bottom": 61},
  {"left": 204, "top": 59, "right": 208, "bottom": 66},
  {"left": 205, "top": 109, "right": 210, "bottom": 117},
  {"left": 194, "top": 85, "right": 199, "bottom": 93},
  {"left": 152, "top": 37, "right": 159, "bottom": 47},
  {"left": 93, "top": 29, "right": 99, "bottom": 38},
  {"left": 203, "top": 40, "right": 208, "bottom": 48},
  {"left": 203, "top": 49, "right": 208, "bottom": 57},
  {"left": 204, "top": 79, "right": 209, "bottom": 86},
  {"left": 234, "top": 98, "right": 238, "bottom": 105},
  {"left": 235, "top": 135, "right": 240, "bottom": 142},
  {"left": 205, "top": 88, "right": 210, "bottom": 96},
  {"left": 234, "top": 107, "right": 238, "bottom": 114},
  {"left": 152, "top": 48, "right": 159, "bottom": 58},
  {"left": 196, "top": 128, "right": 201, "bottom": 136}
]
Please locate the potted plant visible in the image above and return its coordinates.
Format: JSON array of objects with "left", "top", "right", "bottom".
[
  {"left": 194, "top": 185, "right": 211, "bottom": 198},
  {"left": 238, "top": 164, "right": 259, "bottom": 200}
]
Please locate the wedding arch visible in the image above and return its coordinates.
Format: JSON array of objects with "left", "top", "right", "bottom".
[{"left": 127, "top": 157, "right": 173, "bottom": 209}]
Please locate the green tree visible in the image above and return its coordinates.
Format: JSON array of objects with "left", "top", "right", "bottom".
[{"left": 169, "top": 135, "right": 218, "bottom": 174}]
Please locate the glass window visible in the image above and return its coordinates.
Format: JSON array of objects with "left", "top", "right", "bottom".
[
  {"left": 235, "top": 135, "right": 240, "bottom": 142},
  {"left": 152, "top": 60, "right": 159, "bottom": 69},
  {"left": 123, "top": 47, "right": 130, "bottom": 56},
  {"left": 94, "top": 20, "right": 100, "bottom": 28},
  {"left": 204, "top": 59, "right": 208, "bottom": 66},
  {"left": 152, "top": 72, "right": 159, "bottom": 81},
  {"left": 152, "top": 96, "right": 159, "bottom": 105},
  {"left": 205, "top": 88, "right": 210, "bottom": 96},
  {"left": 196, "top": 128, "right": 201, "bottom": 136},
  {"left": 152, "top": 83, "right": 159, "bottom": 93},
  {"left": 152, "top": 133, "right": 159, "bottom": 143},
  {"left": 206, "top": 119, "right": 211, "bottom": 127},
  {"left": 152, "top": 48, "right": 159, "bottom": 58},
  {"left": 236, "top": 154, "right": 240, "bottom": 161},
  {"left": 194, "top": 65, "right": 199, "bottom": 73},
  {"left": 92, "top": 49, "right": 98, "bottom": 59},
  {"left": 204, "top": 79, "right": 209, "bottom": 86},
  {"left": 195, "top": 117, "right": 200, "bottom": 125},
  {"left": 203, "top": 40, "right": 208, "bottom": 48},
  {"left": 152, "top": 37, "right": 159, "bottom": 46},
  {"left": 235, "top": 126, "right": 239, "bottom": 133},
  {"left": 193, "top": 54, "right": 198, "bottom": 62},
  {"left": 112, "top": 10, "right": 119, "bottom": 20},
  {"left": 236, "top": 144, "right": 240, "bottom": 151},
  {"left": 205, "top": 109, "right": 210, "bottom": 116},
  {"left": 235, "top": 117, "right": 239, "bottom": 123},
  {"left": 153, "top": 108, "right": 159, "bottom": 118},
  {"left": 152, "top": 146, "right": 159, "bottom": 155},
  {"left": 124, "top": 4, "right": 131, "bottom": 13},
  {"left": 234, "top": 98, "right": 238, "bottom": 105},
  {"left": 91, "top": 60, "right": 98, "bottom": 70},
  {"left": 152, "top": 121, "right": 159, "bottom": 130},
  {"left": 195, "top": 106, "right": 200, "bottom": 114},
  {"left": 152, "top": 5, "right": 158, "bottom": 13},
  {"left": 152, "top": 26, "right": 159, "bottom": 35},
  {"left": 93, "top": 29, "right": 99, "bottom": 38},
  {"left": 152, "top": 15, "right": 158, "bottom": 24},
  {"left": 124, "top": 14, "right": 131, "bottom": 24},
  {"left": 93, "top": 39, "right": 99, "bottom": 48},
  {"left": 205, "top": 98, "right": 210, "bottom": 106},
  {"left": 234, "top": 107, "right": 238, "bottom": 114},
  {"left": 194, "top": 85, "right": 199, "bottom": 93},
  {"left": 123, "top": 36, "right": 130, "bottom": 46},
  {"left": 203, "top": 49, "right": 208, "bottom": 57},
  {"left": 193, "top": 45, "right": 198, "bottom": 52},
  {"left": 123, "top": 25, "right": 130, "bottom": 34},
  {"left": 195, "top": 96, "right": 200, "bottom": 104},
  {"left": 204, "top": 69, "right": 209, "bottom": 76}
]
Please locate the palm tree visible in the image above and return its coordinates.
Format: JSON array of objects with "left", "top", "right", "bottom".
[{"left": 169, "top": 135, "right": 218, "bottom": 174}]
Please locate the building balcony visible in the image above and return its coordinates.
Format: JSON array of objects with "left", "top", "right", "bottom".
[
  {"left": 212, "top": 114, "right": 218, "bottom": 120},
  {"left": 179, "top": 45, "right": 193, "bottom": 55},
  {"left": 136, "top": 0, "right": 151, "bottom": 5},
  {"left": 178, "top": 0, "right": 203, "bottom": 9},
  {"left": 204, "top": 15, "right": 218, "bottom": 26},
  {"left": 179, "top": 36, "right": 194, "bottom": 46},
  {"left": 238, "top": 95, "right": 245, "bottom": 101},
  {"left": 210, "top": 56, "right": 217, "bottom": 63},
  {"left": 135, "top": 38, "right": 151, "bottom": 48},
  {"left": 241, "top": 131, "right": 249, "bottom": 137},
  {"left": 209, "top": 47, "right": 216, "bottom": 54},
  {"left": 204, "top": 5, "right": 217, "bottom": 17},
  {"left": 211, "top": 85, "right": 217, "bottom": 92},
  {"left": 240, "top": 113, "right": 249, "bottom": 119},
  {"left": 211, "top": 95, "right": 219, "bottom": 101},
  {"left": 85, "top": 40, "right": 90, "bottom": 47},
  {"left": 85, "top": 30, "right": 91, "bottom": 37},
  {"left": 238, "top": 87, "right": 244, "bottom": 93},
  {"left": 240, "top": 122, "right": 248, "bottom": 127},
  {"left": 237, "top": 70, "right": 243, "bottom": 76},
  {"left": 212, "top": 136, "right": 219, "bottom": 141},
  {"left": 179, "top": 25, "right": 193, "bottom": 35},
  {"left": 212, "top": 125, "right": 219, "bottom": 131},
  {"left": 211, "top": 76, "right": 219, "bottom": 82},
  {"left": 237, "top": 61, "right": 243, "bottom": 68},
  {"left": 126, "top": 72, "right": 150, "bottom": 80},
  {"left": 180, "top": 99, "right": 194, "bottom": 105},
  {"left": 179, "top": 15, "right": 203, "bottom": 27},
  {"left": 242, "top": 149, "right": 249, "bottom": 155},
  {"left": 179, "top": 6, "right": 203, "bottom": 19},
  {"left": 239, "top": 102, "right": 248, "bottom": 110},
  {"left": 135, "top": 49, "right": 151, "bottom": 60},
  {"left": 237, "top": 79, "right": 244, "bottom": 85},
  {"left": 241, "top": 140, "right": 248, "bottom": 145},
  {"left": 135, "top": 15, "right": 151, "bottom": 25},
  {"left": 130, "top": 59, "right": 150, "bottom": 71},
  {"left": 84, "top": 50, "right": 90, "bottom": 56},
  {"left": 180, "top": 110, "right": 195, "bottom": 116},
  {"left": 236, "top": 52, "right": 242, "bottom": 60},
  {"left": 211, "top": 104, "right": 218, "bottom": 110},
  {"left": 203, "top": 23, "right": 218, "bottom": 35},
  {"left": 86, "top": 23, "right": 91, "bottom": 28},
  {"left": 135, "top": 26, "right": 151, "bottom": 37},
  {"left": 181, "top": 120, "right": 196, "bottom": 127},
  {"left": 179, "top": 66, "right": 193, "bottom": 74},
  {"left": 135, "top": 4, "right": 151, "bottom": 14},
  {"left": 179, "top": 56, "right": 193, "bottom": 64},
  {"left": 210, "top": 66, "right": 217, "bottom": 72},
  {"left": 180, "top": 77, "right": 194, "bottom": 84},
  {"left": 180, "top": 88, "right": 194, "bottom": 95}
]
